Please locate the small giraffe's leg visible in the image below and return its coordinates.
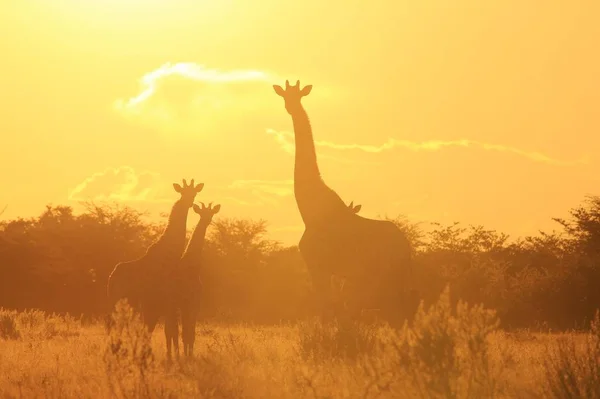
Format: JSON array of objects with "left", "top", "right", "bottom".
[
  {"left": 181, "top": 309, "right": 189, "bottom": 357},
  {"left": 187, "top": 311, "right": 196, "bottom": 357},
  {"left": 172, "top": 312, "right": 180, "bottom": 359},
  {"left": 181, "top": 306, "right": 196, "bottom": 357},
  {"left": 164, "top": 310, "right": 179, "bottom": 361},
  {"left": 164, "top": 322, "right": 172, "bottom": 361}
]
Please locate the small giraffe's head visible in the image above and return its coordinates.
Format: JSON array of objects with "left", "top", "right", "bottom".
[
  {"left": 347, "top": 201, "right": 362, "bottom": 214},
  {"left": 273, "top": 80, "right": 312, "bottom": 115},
  {"left": 192, "top": 202, "right": 221, "bottom": 224},
  {"left": 173, "top": 179, "right": 204, "bottom": 207}
]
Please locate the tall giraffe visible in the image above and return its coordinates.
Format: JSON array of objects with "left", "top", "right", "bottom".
[
  {"left": 273, "top": 80, "right": 414, "bottom": 324},
  {"left": 163, "top": 202, "right": 220, "bottom": 359},
  {"left": 107, "top": 179, "right": 204, "bottom": 330}
]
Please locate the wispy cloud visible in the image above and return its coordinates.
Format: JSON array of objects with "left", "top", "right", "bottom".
[
  {"left": 227, "top": 179, "right": 293, "bottom": 197},
  {"left": 116, "top": 63, "right": 274, "bottom": 110},
  {"left": 114, "top": 63, "right": 339, "bottom": 135},
  {"left": 217, "top": 179, "right": 294, "bottom": 207},
  {"left": 68, "top": 166, "right": 171, "bottom": 202},
  {"left": 114, "top": 63, "right": 281, "bottom": 133},
  {"left": 266, "top": 129, "right": 588, "bottom": 166}
]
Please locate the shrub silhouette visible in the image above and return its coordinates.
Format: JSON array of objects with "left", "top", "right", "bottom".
[
  {"left": 1, "top": 196, "right": 600, "bottom": 330},
  {"left": 542, "top": 310, "right": 600, "bottom": 398},
  {"left": 297, "top": 317, "right": 379, "bottom": 361},
  {"left": 388, "top": 285, "right": 508, "bottom": 398},
  {"left": 104, "top": 299, "right": 155, "bottom": 398}
]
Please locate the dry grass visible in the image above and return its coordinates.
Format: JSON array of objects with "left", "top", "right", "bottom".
[{"left": 1, "top": 292, "right": 599, "bottom": 398}]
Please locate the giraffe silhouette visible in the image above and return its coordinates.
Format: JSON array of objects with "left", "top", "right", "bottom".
[
  {"left": 347, "top": 201, "right": 362, "bottom": 214},
  {"left": 163, "top": 202, "right": 221, "bottom": 359},
  {"left": 273, "top": 80, "right": 414, "bottom": 324},
  {"left": 106, "top": 179, "right": 204, "bottom": 330}
]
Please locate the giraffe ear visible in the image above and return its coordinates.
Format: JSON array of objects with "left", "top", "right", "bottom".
[
  {"left": 173, "top": 183, "right": 183, "bottom": 193},
  {"left": 300, "top": 85, "right": 313, "bottom": 96},
  {"left": 195, "top": 183, "right": 204, "bottom": 192},
  {"left": 212, "top": 204, "right": 221, "bottom": 214},
  {"left": 353, "top": 205, "right": 362, "bottom": 213},
  {"left": 192, "top": 204, "right": 201, "bottom": 214},
  {"left": 273, "top": 85, "right": 285, "bottom": 97}
]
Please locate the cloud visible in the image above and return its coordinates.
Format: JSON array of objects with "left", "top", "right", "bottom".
[
  {"left": 267, "top": 129, "right": 295, "bottom": 154},
  {"left": 69, "top": 166, "right": 169, "bottom": 202},
  {"left": 266, "top": 129, "right": 588, "bottom": 166},
  {"left": 114, "top": 63, "right": 280, "bottom": 134},
  {"left": 114, "top": 63, "right": 339, "bottom": 136},
  {"left": 217, "top": 179, "right": 293, "bottom": 207}
]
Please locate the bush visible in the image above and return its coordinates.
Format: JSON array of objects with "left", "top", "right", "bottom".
[
  {"left": 103, "top": 300, "right": 155, "bottom": 399},
  {"left": 388, "top": 285, "right": 509, "bottom": 398},
  {"left": 0, "top": 307, "right": 80, "bottom": 340},
  {"left": 542, "top": 310, "right": 600, "bottom": 398},
  {"left": 297, "top": 317, "right": 380, "bottom": 361},
  {"left": 0, "top": 309, "right": 19, "bottom": 339},
  {"left": 2, "top": 194, "right": 600, "bottom": 330}
]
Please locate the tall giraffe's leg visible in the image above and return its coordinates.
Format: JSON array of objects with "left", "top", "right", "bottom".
[
  {"left": 302, "top": 263, "right": 334, "bottom": 321},
  {"left": 313, "top": 269, "right": 336, "bottom": 322}
]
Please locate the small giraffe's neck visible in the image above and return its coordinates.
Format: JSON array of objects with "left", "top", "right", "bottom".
[
  {"left": 181, "top": 219, "right": 210, "bottom": 266},
  {"left": 182, "top": 219, "right": 209, "bottom": 261},
  {"left": 146, "top": 199, "right": 190, "bottom": 260},
  {"left": 291, "top": 106, "right": 347, "bottom": 227}
]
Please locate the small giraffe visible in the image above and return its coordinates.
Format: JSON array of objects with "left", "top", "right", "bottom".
[
  {"left": 107, "top": 179, "right": 204, "bottom": 330},
  {"left": 164, "top": 202, "right": 221, "bottom": 359},
  {"left": 347, "top": 201, "right": 362, "bottom": 214}
]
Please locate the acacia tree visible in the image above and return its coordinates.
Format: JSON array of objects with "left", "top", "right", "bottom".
[
  {"left": 0, "top": 202, "right": 159, "bottom": 316},
  {"left": 547, "top": 195, "right": 600, "bottom": 327}
]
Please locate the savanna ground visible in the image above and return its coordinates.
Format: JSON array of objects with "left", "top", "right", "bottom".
[
  {"left": 2, "top": 289, "right": 600, "bottom": 399},
  {"left": 4, "top": 196, "right": 600, "bottom": 397}
]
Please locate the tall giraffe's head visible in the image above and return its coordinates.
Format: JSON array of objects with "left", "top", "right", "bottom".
[
  {"left": 273, "top": 80, "right": 312, "bottom": 115},
  {"left": 192, "top": 202, "right": 221, "bottom": 224},
  {"left": 173, "top": 179, "right": 204, "bottom": 207},
  {"left": 347, "top": 201, "right": 362, "bottom": 214}
]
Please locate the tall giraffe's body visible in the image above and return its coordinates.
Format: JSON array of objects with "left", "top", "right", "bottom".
[
  {"left": 163, "top": 202, "right": 220, "bottom": 359},
  {"left": 106, "top": 179, "right": 204, "bottom": 330},
  {"left": 273, "top": 81, "right": 414, "bottom": 324}
]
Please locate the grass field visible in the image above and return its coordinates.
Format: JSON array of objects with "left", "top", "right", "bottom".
[{"left": 1, "top": 291, "right": 599, "bottom": 399}]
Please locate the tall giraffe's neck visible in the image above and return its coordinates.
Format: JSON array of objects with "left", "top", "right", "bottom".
[
  {"left": 164, "top": 199, "right": 189, "bottom": 238},
  {"left": 292, "top": 107, "right": 321, "bottom": 183},
  {"left": 291, "top": 106, "right": 347, "bottom": 227},
  {"left": 148, "top": 199, "right": 189, "bottom": 259},
  {"left": 181, "top": 220, "right": 210, "bottom": 263}
]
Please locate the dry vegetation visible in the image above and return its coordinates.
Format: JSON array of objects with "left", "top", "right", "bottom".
[
  {"left": 3, "top": 197, "right": 600, "bottom": 397},
  {"left": 2, "top": 290, "right": 600, "bottom": 398}
]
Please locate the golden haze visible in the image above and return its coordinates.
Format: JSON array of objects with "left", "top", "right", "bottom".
[{"left": 1, "top": 0, "right": 599, "bottom": 244}]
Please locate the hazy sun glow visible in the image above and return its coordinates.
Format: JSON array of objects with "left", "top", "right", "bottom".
[
  {"left": 2, "top": 3, "right": 600, "bottom": 397},
  {"left": 1, "top": 0, "right": 599, "bottom": 246}
]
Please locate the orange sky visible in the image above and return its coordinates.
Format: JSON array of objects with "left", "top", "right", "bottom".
[{"left": 1, "top": 0, "right": 599, "bottom": 245}]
